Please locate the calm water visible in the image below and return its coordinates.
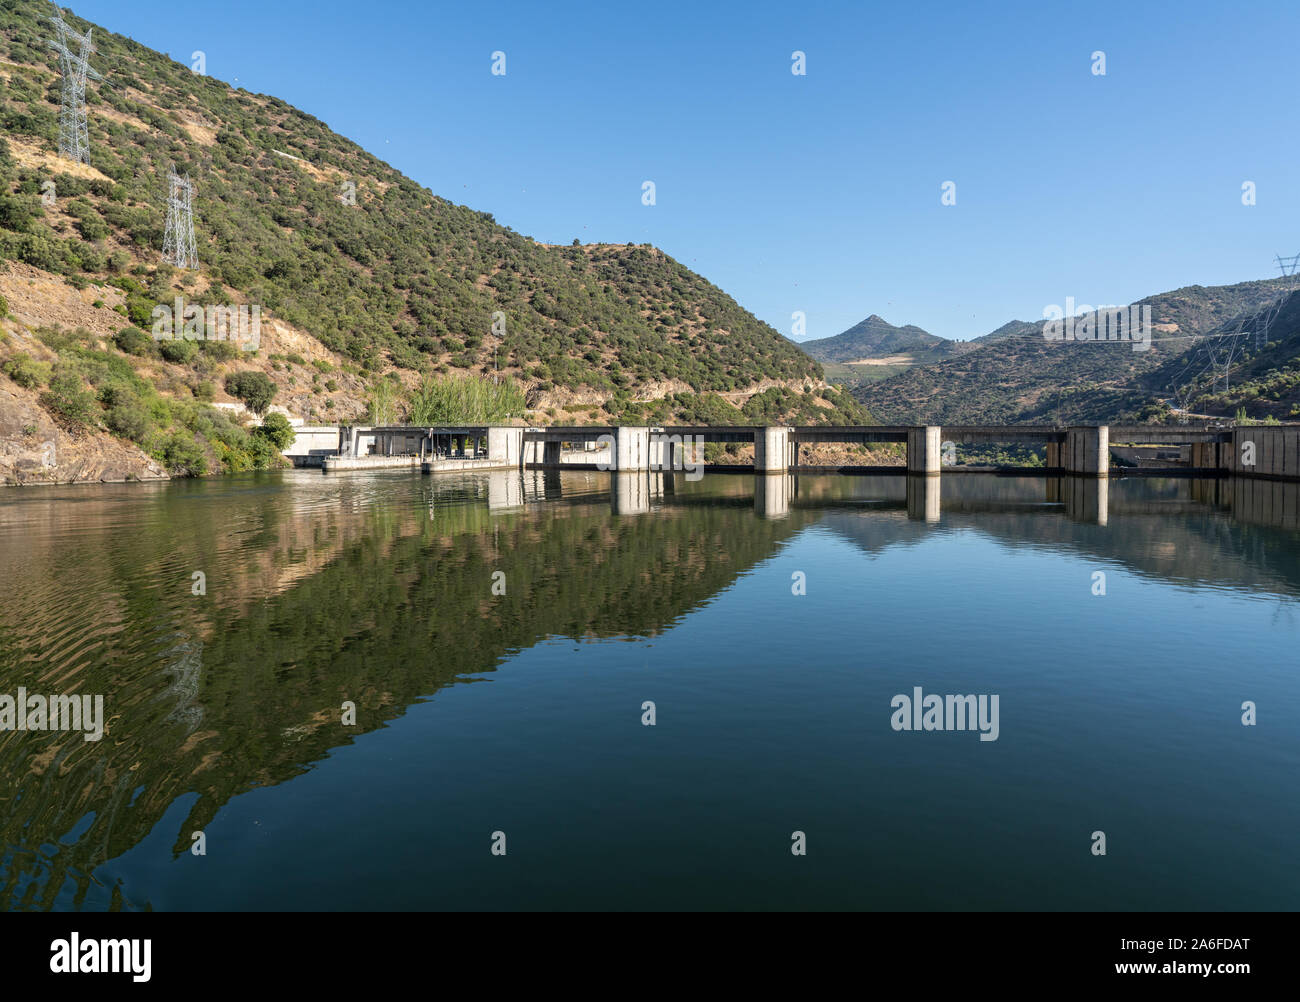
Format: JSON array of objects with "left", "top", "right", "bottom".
[{"left": 0, "top": 470, "right": 1296, "bottom": 911}]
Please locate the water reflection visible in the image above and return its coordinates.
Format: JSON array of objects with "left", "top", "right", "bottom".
[{"left": 0, "top": 469, "right": 1297, "bottom": 909}]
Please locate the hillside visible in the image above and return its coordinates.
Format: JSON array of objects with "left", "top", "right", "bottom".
[
  {"left": 0, "top": 3, "right": 865, "bottom": 483},
  {"left": 1141, "top": 288, "right": 1300, "bottom": 421},
  {"left": 853, "top": 277, "right": 1299, "bottom": 425},
  {"left": 970, "top": 319, "right": 1041, "bottom": 344}
]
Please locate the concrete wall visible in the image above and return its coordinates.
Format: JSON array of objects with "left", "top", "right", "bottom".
[
  {"left": 906, "top": 426, "right": 942, "bottom": 474},
  {"left": 283, "top": 425, "right": 340, "bottom": 466},
  {"left": 615, "top": 427, "right": 651, "bottom": 471},
  {"left": 1190, "top": 441, "right": 1230, "bottom": 469},
  {"left": 1230, "top": 426, "right": 1300, "bottom": 479},
  {"left": 1063, "top": 426, "right": 1108, "bottom": 476},
  {"left": 487, "top": 427, "right": 524, "bottom": 468},
  {"left": 753, "top": 427, "right": 791, "bottom": 474}
]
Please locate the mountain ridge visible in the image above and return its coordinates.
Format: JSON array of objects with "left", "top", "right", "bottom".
[
  {"left": 800, "top": 313, "right": 949, "bottom": 364},
  {"left": 851, "top": 276, "right": 1300, "bottom": 425}
]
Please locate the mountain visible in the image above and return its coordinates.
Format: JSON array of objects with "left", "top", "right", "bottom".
[
  {"left": 852, "top": 277, "right": 1299, "bottom": 425},
  {"left": 0, "top": 3, "right": 865, "bottom": 483},
  {"left": 800, "top": 314, "right": 950, "bottom": 364}
]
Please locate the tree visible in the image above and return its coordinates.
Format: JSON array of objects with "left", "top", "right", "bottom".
[
  {"left": 366, "top": 377, "right": 399, "bottom": 425},
  {"left": 224, "top": 370, "right": 277, "bottom": 415},
  {"left": 254, "top": 412, "right": 295, "bottom": 450}
]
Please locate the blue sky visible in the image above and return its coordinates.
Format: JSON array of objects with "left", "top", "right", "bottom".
[{"left": 72, "top": 0, "right": 1300, "bottom": 342}]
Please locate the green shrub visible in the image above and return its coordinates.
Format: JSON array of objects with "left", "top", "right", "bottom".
[
  {"left": 105, "top": 400, "right": 151, "bottom": 443},
  {"left": 0, "top": 293, "right": 8, "bottom": 318},
  {"left": 248, "top": 433, "right": 280, "bottom": 467},
  {"left": 40, "top": 370, "right": 98, "bottom": 429},
  {"left": 113, "top": 327, "right": 154, "bottom": 356},
  {"left": 254, "top": 412, "right": 295, "bottom": 450},
  {"left": 2, "top": 352, "right": 49, "bottom": 389},
  {"left": 76, "top": 216, "right": 109, "bottom": 242},
  {"left": 200, "top": 340, "right": 238, "bottom": 363},
  {"left": 125, "top": 295, "right": 156, "bottom": 328},
  {"left": 224, "top": 370, "right": 276, "bottom": 414},
  {"left": 159, "top": 338, "right": 198, "bottom": 365},
  {"left": 158, "top": 431, "right": 208, "bottom": 476}
]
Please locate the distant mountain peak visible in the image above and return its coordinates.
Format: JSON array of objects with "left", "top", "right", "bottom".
[{"left": 800, "top": 314, "right": 948, "bottom": 364}]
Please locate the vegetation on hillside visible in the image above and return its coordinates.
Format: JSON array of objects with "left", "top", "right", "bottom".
[
  {"left": 854, "top": 278, "right": 1300, "bottom": 425},
  {"left": 0, "top": 0, "right": 848, "bottom": 458},
  {"left": 9, "top": 325, "right": 289, "bottom": 473},
  {"left": 1143, "top": 290, "right": 1300, "bottom": 422}
]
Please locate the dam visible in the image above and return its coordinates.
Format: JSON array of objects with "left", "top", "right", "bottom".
[{"left": 307, "top": 423, "right": 1300, "bottom": 481}]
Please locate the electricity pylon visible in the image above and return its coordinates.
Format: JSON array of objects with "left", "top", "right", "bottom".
[
  {"left": 162, "top": 166, "right": 198, "bottom": 270},
  {"left": 46, "top": 10, "right": 102, "bottom": 165},
  {"left": 1254, "top": 253, "right": 1300, "bottom": 350}
]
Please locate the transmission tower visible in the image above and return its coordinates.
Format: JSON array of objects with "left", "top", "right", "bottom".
[
  {"left": 46, "top": 11, "right": 102, "bottom": 165},
  {"left": 1251, "top": 252, "right": 1300, "bottom": 350},
  {"left": 162, "top": 166, "right": 199, "bottom": 270},
  {"left": 1167, "top": 253, "right": 1300, "bottom": 420}
]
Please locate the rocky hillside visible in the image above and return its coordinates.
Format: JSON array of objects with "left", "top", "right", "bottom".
[
  {"left": 0, "top": 3, "right": 865, "bottom": 484},
  {"left": 853, "top": 277, "right": 1298, "bottom": 425}
]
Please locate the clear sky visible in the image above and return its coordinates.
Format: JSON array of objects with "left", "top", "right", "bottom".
[{"left": 71, "top": 0, "right": 1300, "bottom": 342}]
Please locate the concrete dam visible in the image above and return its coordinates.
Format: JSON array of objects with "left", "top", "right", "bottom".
[{"left": 300, "top": 423, "right": 1300, "bottom": 482}]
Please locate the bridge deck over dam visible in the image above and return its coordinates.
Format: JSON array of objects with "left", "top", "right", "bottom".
[{"left": 311, "top": 423, "right": 1296, "bottom": 481}]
